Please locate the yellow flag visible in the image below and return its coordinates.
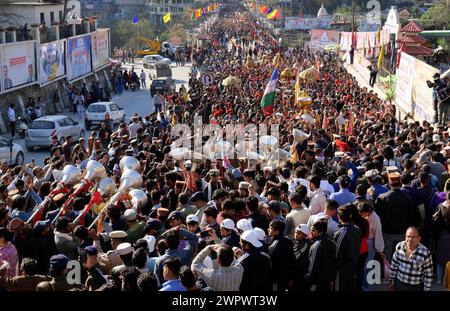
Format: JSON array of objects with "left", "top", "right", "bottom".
[
  {"left": 163, "top": 12, "right": 171, "bottom": 24},
  {"left": 377, "top": 43, "right": 384, "bottom": 70},
  {"left": 272, "top": 52, "right": 280, "bottom": 68},
  {"left": 376, "top": 28, "right": 381, "bottom": 44}
]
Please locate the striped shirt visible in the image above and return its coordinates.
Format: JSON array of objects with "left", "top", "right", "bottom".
[
  {"left": 192, "top": 246, "right": 244, "bottom": 291},
  {"left": 0, "top": 243, "right": 19, "bottom": 279},
  {"left": 389, "top": 241, "right": 434, "bottom": 291}
]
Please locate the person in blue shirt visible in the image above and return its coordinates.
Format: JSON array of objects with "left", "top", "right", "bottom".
[
  {"left": 159, "top": 257, "right": 187, "bottom": 291},
  {"left": 366, "top": 172, "right": 389, "bottom": 201},
  {"left": 330, "top": 175, "right": 357, "bottom": 207}
]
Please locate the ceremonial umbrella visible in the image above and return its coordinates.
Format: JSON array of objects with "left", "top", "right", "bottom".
[
  {"left": 222, "top": 76, "right": 241, "bottom": 87},
  {"left": 299, "top": 67, "right": 319, "bottom": 81}
]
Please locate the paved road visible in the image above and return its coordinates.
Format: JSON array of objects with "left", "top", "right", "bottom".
[{"left": 5, "top": 61, "right": 191, "bottom": 166}]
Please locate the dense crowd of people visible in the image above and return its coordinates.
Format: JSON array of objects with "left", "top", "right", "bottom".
[{"left": 0, "top": 11, "right": 449, "bottom": 292}]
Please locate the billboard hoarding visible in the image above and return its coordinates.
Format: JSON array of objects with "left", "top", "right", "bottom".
[
  {"left": 1, "top": 41, "right": 36, "bottom": 90},
  {"left": 67, "top": 35, "right": 92, "bottom": 81},
  {"left": 284, "top": 17, "right": 331, "bottom": 30},
  {"left": 39, "top": 40, "right": 66, "bottom": 85},
  {"left": 92, "top": 29, "right": 110, "bottom": 70},
  {"left": 310, "top": 29, "right": 340, "bottom": 50}
]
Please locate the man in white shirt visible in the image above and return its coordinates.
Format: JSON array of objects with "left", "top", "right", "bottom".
[
  {"left": 307, "top": 199, "right": 339, "bottom": 237},
  {"left": 285, "top": 193, "right": 311, "bottom": 240},
  {"left": 7, "top": 104, "right": 16, "bottom": 138},
  {"left": 128, "top": 116, "right": 140, "bottom": 138},
  {"left": 308, "top": 175, "right": 327, "bottom": 215},
  {"left": 140, "top": 70, "right": 146, "bottom": 88}
]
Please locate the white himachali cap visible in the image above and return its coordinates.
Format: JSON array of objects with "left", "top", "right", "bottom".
[
  {"left": 186, "top": 214, "right": 199, "bottom": 223},
  {"left": 241, "top": 229, "right": 263, "bottom": 248},
  {"left": 295, "top": 224, "right": 310, "bottom": 235},
  {"left": 221, "top": 218, "right": 238, "bottom": 232},
  {"left": 236, "top": 219, "right": 253, "bottom": 232},
  {"left": 117, "top": 242, "right": 132, "bottom": 256}
]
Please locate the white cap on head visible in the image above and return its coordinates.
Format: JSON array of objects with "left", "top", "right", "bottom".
[
  {"left": 295, "top": 224, "right": 310, "bottom": 235},
  {"left": 221, "top": 218, "right": 237, "bottom": 232},
  {"left": 109, "top": 230, "right": 127, "bottom": 239},
  {"left": 144, "top": 235, "right": 156, "bottom": 253},
  {"left": 236, "top": 219, "right": 253, "bottom": 232},
  {"left": 241, "top": 229, "right": 263, "bottom": 248},
  {"left": 253, "top": 227, "right": 266, "bottom": 241},
  {"left": 116, "top": 242, "right": 132, "bottom": 256},
  {"left": 433, "top": 134, "right": 440, "bottom": 142},
  {"left": 186, "top": 214, "right": 199, "bottom": 224},
  {"left": 124, "top": 209, "right": 137, "bottom": 221}
]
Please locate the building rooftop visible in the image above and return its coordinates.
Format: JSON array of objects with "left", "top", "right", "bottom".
[{"left": 400, "top": 21, "right": 424, "bottom": 33}]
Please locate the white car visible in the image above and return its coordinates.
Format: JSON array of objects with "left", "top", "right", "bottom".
[
  {"left": 25, "top": 115, "right": 84, "bottom": 151},
  {"left": 0, "top": 136, "right": 25, "bottom": 165},
  {"left": 84, "top": 102, "right": 125, "bottom": 129},
  {"left": 143, "top": 54, "right": 171, "bottom": 68}
]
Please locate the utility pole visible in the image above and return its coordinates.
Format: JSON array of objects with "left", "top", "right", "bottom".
[{"left": 351, "top": 0, "right": 355, "bottom": 35}]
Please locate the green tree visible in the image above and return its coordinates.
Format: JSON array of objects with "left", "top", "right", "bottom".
[
  {"left": 108, "top": 19, "right": 156, "bottom": 50},
  {"left": 420, "top": 3, "right": 450, "bottom": 30}
]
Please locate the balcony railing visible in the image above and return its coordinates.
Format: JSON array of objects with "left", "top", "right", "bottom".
[{"left": 0, "top": 17, "right": 99, "bottom": 45}]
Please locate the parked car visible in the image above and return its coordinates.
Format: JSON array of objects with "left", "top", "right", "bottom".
[
  {"left": 25, "top": 115, "right": 84, "bottom": 151},
  {"left": 84, "top": 102, "right": 125, "bottom": 130},
  {"left": 0, "top": 136, "right": 25, "bottom": 165},
  {"left": 150, "top": 77, "right": 176, "bottom": 97},
  {"left": 143, "top": 54, "right": 171, "bottom": 67},
  {"left": 148, "top": 63, "right": 172, "bottom": 80}
]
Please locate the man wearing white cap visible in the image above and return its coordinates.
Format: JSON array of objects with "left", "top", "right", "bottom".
[
  {"left": 235, "top": 229, "right": 272, "bottom": 291},
  {"left": 93, "top": 230, "right": 128, "bottom": 274},
  {"left": 111, "top": 242, "right": 134, "bottom": 279},
  {"left": 236, "top": 218, "right": 253, "bottom": 234},
  {"left": 292, "top": 224, "right": 310, "bottom": 291},
  {"left": 208, "top": 218, "right": 241, "bottom": 249},
  {"left": 186, "top": 214, "right": 200, "bottom": 234}
]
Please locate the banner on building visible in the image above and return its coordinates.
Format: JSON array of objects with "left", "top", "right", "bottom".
[
  {"left": 340, "top": 29, "right": 390, "bottom": 53},
  {"left": 39, "top": 40, "right": 66, "bottom": 85},
  {"left": 67, "top": 34, "right": 92, "bottom": 81},
  {"left": 310, "top": 29, "right": 340, "bottom": 50},
  {"left": 285, "top": 17, "right": 331, "bottom": 30},
  {"left": 92, "top": 29, "right": 110, "bottom": 70},
  {"left": 1, "top": 41, "right": 36, "bottom": 91}
]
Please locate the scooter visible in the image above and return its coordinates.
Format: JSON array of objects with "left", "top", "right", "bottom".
[{"left": 16, "top": 116, "right": 29, "bottom": 139}]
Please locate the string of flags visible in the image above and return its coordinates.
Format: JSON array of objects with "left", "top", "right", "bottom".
[
  {"left": 247, "top": 2, "right": 282, "bottom": 20},
  {"left": 191, "top": 3, "right": 220, "bottom": 20}
]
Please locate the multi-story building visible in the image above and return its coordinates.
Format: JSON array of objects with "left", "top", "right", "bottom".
[
  {"left": 146, "top": 0, "right": 195, "bottom": 26},
  {"left": 0, "top": 0, "right": 65, "bottom": 28}
]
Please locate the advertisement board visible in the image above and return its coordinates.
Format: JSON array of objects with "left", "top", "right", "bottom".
[
  {"left": 310, "top": 30, "right": 340, "bottom": 50},
  {"left": 92, "top": 29, "right": 110, "bottom": 70},
  {"left": 39, "top": 40, "right": 66, "bottom": 85},
  {"left": 67, "top": 34, "right": 92, "bottom": 81},
  {"left": 412, "top": 58, "right": 439, "bottom": 121},
  {"left": 1, "top": 41, "right": 36, "bottom": 90},
  {"left": 284, "top": 17, "right": 331, "bottom": 30},
  {"left": 395, "top": 52, "right": 415, "bottom": 115}
]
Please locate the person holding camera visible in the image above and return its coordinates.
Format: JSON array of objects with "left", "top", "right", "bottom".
[{"left": 427, "top": 73, "right": 450, "bottom": 125}]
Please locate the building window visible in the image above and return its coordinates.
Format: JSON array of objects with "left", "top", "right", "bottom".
[
  {"left": 164, "top": 0, "right": 168, "bottom": 3},
  {"left": 166, "top": 7, "right": 169, "bottom": 12},
  {"left": 40, "top": 12, "right": 45, "bottom": 24},
  {"left": 50, "top": 11, "right": 55, "bottom": 23},
  {"left": 59, "top": 10, "right": 63, "bottom": 22}
]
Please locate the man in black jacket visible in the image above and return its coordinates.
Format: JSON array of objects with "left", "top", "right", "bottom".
[
  {"left": 246, "top": 196, "right": 269, "bottom": 233},
  {"left": 237, "top": 230, "right": 272, "bottom": 291},
  {"left": 268, "top": 220, "right": 295, "bottom": 291},
  {"left": 304, "top": 219, "right": 336, "bottom": 291},
  {"left": 375, "top": 172, "right": 420, "bottom": 261},
  {"left": 292, "top": 224, "right": 310, "bottom": 291},
  {"left": 334, "top": 204, "right": 361, "bottom": 291}
]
